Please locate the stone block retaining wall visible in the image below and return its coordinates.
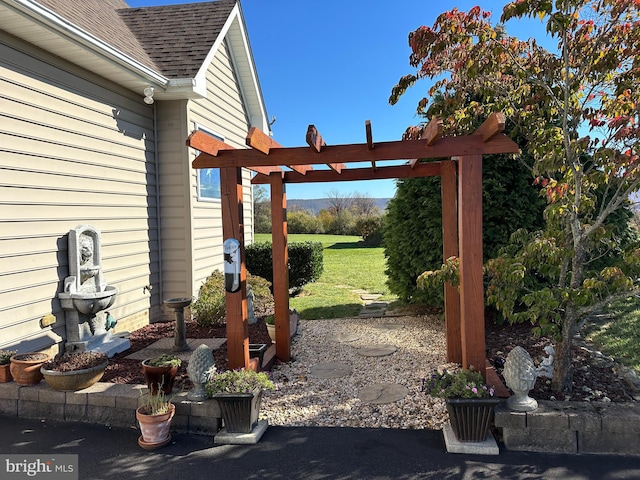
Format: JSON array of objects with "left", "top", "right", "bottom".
[
  {"left": 495, "top": 400, "right": 640, "bottom": 455},
  {"left": 0, "top": 381, "right": 221, "bottom": 435}
]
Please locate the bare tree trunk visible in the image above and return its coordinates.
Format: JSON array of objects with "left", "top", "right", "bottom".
[
  {"left": 552, "top": 306, "right": 578, "bottom": 394},
  {"left": 552, "top": 243, "right": 585, "bottom": 394}
]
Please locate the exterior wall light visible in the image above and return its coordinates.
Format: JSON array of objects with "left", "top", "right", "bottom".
[{"left": 143, "top": 86, "right": 155, "bottom": 105}]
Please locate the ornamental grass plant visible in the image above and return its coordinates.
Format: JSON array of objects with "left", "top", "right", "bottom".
[{"left": 423, "top": 368, "right": 495, "bottom": 399}]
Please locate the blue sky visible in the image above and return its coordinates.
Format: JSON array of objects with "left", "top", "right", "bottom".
[{"left": 128, "top": 0, "right": 550, "bottom": 199}]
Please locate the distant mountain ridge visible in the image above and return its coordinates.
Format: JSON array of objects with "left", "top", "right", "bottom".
[{"left": 287, "top": 198, "right": 390, "bottom": 214}]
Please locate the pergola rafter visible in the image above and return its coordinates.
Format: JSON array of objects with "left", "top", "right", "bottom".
[{"left": 187, "top": 112, "right": 520, "bottom": 377}]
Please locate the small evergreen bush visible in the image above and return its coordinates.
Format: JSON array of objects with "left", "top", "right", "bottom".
[
  {"left": 192, "top": 271, "right": 274, "bottom": 326},
  {"left": 246, "top": 241, "right": 324, "bottom": 295},
  {"left": 192, "top": 270, "right": 226, "bottom": 326}
]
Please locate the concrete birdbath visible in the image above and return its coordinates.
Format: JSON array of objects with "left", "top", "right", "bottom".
[{"left": 164, "top": 297, "right": 193, "bottom": 352}]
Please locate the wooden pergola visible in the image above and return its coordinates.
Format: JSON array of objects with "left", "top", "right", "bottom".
[{"left": 186, "top": 112, "right": 520, "bottom": 377}]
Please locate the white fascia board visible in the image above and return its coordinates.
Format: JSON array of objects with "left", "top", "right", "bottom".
[{"left": 6, "top": 0, "right": 170, "bottom": 89}]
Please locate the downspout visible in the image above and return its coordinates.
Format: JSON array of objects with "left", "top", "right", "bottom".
[{"left": 152, "top": 102, "right": 163, "bottom": 320}]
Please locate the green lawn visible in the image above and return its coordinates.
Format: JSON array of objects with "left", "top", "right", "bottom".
[
  {"left": 582, "top": 296, "right": 640, "bottom": 375},
  {"left": 253, "top": 233, "right": 397, "bottom": 319}
]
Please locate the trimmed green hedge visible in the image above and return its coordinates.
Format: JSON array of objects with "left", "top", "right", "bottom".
[{"left": 246, "top": 241, "right": 324, "bottom": 294}]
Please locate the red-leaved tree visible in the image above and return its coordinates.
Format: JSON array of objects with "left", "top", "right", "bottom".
[{"left": 391, "top": 0, "right": 640, "bottom": 394}]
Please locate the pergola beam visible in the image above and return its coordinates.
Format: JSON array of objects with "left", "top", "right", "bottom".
[
  {"left": 191, "top": 134, "right": 518, "bottom": 169},
  {"left": 474, "top": 111, "right": 506, "bottom": 142},
  {"left": 246, "top": 127, "right": 309, "bottom": 175},
  {"left": 252, "top": 162, "right": 442, "bottom": 184}
]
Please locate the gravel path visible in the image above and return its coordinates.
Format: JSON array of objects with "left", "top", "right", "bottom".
[{"left": 261, "top": 314, "right": 453, "bottom": 430}]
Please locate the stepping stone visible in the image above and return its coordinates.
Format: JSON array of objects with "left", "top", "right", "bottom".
[
  {"left": 309, "top": 362, "right": 351, "bottom": 378},
  {"left": 364, "top": 302, "right": 387, "bottom": 308},
  {"left": 327, "top": 333, "right": 359, "bottom": 343},
  {"left": 372, "top": 323, "right": 404, "bottom": 331},
  {"left": 361, "top": 294, "right": 382, "bottom": 301},
  {"left": 357, "top": 344, "right": 397, "bottom": 357},
  {"left": 358, "top": 383, "right": 409, "bottom": 404}
]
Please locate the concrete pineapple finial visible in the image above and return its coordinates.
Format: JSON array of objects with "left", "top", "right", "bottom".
[
  {"left": 187, "top": 344, "right": 216, "bottom": 401},
  {"left": 503, "top": 346, "right": 539, "bottom": 412}
]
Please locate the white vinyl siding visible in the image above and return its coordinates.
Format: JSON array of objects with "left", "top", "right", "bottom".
[
  {"left": 0, "top": 34, "right": 159, "bottom": 351},
  {"left": 188, "top": 39, "right": 254, "bottom": 294}
]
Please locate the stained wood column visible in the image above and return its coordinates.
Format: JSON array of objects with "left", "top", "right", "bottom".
[
  {"left": 441, "top": 160, "right": 461, "bottom": 363},
  {"left": 270, "top": 173, "right": 291, "bottom": 361},
  {"left": 220, "top": 167, "right": 249, "bottom": 370},
  {"left": 457, "top": 154, "right": 486, "bottom": 376}
]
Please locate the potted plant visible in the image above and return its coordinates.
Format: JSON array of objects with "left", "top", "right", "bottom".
[
  {"left": 141, "top": 353, "right": 182, "bottom": 394},
  {"left": 41, "top": 351, "right": 108, "bottom": 391},
  {"left": 136, "top": 387, "right": 175, "bottom": 450},
  {"left": 205, "top": 368, "right": 275, "bottom": 434},
  {"left": 423, "top": 367, "right": 499, "bottom": 442},
  {"left": 0, "top": 350, "right": 16, "bottom": 382},
  {"left": 10, "top": 352, "right": 51, "bottom": 385},
  {"left": 265, "top": 315, "right": 276, "bottom": 343}
]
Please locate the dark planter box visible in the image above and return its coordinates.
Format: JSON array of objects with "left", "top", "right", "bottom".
[
  {"left": 211, "top": 388, "right": 263, "bottom": 433},
  {"left": 249, "top": 344, "right": 268, "bottom": 368},
  {"left": 446, "top": 397, "right": 500, "bottom": 442}
]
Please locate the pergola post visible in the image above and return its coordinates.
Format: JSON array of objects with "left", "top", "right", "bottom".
[
  {"left": 269, "top": 173, "right": 291, "bottom": 361},
  {"left": 456, "top": 154, "right": 486, "bottom": 376},
  {"left": 220, "top": 166, "right": 250, "bottom": 370},
  {"left": 441, "top": 160, "right": 461, "bottom": 363}
]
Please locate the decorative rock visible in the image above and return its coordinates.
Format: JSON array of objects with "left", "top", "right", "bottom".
[
  {"left": 261, "top": 314, "right": 451, "bottom": 430},
  {"left": 357, "top": 345, "right": 398, "bottom": 357},
  {"left": 309, "top": 362, "right": 351, "bottom": 379},
  {"left": 187, "top": 344, "right": 216, "bottom": 400},
  {"left": 372, "top": 323, "right": 404, "bottom": 331},
  {"left": 504, "top": 346, "right": 538, "bottom": 412},
  {"left": 358, "top": 383, "right": 409, "bottom": 404}
]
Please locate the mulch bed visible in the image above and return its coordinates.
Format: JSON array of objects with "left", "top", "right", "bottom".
[
  {"left": 485, "top": 320, "right": 634, "bottom": 402},
  {"left": 102, "top": 319, "right": 272, "bottom": 391}
]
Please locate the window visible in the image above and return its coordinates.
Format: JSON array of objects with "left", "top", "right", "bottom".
[{"left": 196, "top": 127, "right": 223, "bottom": 201}]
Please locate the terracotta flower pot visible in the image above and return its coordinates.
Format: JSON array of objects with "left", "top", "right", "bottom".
[
  {"left": 136, "top": 403, "right": 175, "bottom": 450},
  {"left": 41, "top": 361, "right": 108, "bottom": 391},
  {"left": 0, "top": 364, "right": 12, "bottom": 383},
  {"left": 141, "top": 359, "right": 178, "bottom": 395},
  {"left": 10, "top": 353, "right": 51, "bottom": 385}
]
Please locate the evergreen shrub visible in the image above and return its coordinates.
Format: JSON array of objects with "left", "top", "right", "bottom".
[{"left": 246, "top": 241, "right": 324, "bottom": 294}]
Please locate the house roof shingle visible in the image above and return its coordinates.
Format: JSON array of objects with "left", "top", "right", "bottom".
[
  {"left": 34, "top": 0, "right": 237, "bottom": 78},
  {"left": 118, "top": 0, "right": 236, "bottom": 78}
]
